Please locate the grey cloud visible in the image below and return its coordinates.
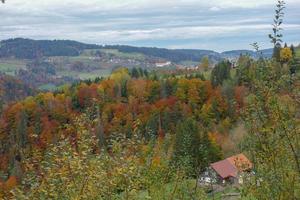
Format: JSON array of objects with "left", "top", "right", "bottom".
[{"left": 0, "top": 0, "right": 299, "bottom": 51}]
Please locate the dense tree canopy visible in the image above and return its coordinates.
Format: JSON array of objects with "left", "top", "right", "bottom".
[
  {"left": 0, "top": 1, "right": 299, "bottom": 198},
  {"left": 210, "top": 60, "right": 232, "bottom": 87}
]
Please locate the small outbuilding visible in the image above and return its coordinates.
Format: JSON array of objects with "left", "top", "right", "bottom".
[{"left": 202, "top": 153, "right": 253, "bottom": 185}]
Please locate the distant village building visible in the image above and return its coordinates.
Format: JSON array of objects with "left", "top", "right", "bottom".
[
  {"left": 225, "top": 58, "right": 237, "bottom": 68},
  {"left": 201, "top": 153, "right": 253, "bottom": 185},
  {"left": 230, "top": 60, "right": 237, "bottom": 68},
  {"left": 155, "top": 61, "right": 171, "bottom": 67}
]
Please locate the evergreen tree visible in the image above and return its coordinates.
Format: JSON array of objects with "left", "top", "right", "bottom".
[
  {"left": 290, "top": 44, "right": 296, "bottom": 57},
  {"left": 96, "top": 106, "right": 106, "bottom": 150},
  {"left": 0, "top": 99, "right": 3, "bottom": 113},
  {"left": 210, "top": 60, "right": 231, "bottom": 87},
  {"left": 121, "top": 80, "right": 128, "bottom": 98},
  {"left": 199, "top": 132, "right": 222, "bottom": 169},
  {"left": 17, "top": 110, "right": 28, "bottom": 149},
  {"left": 138, "top": 68, "right": 144, "bottom": 77},
  {"left": 131, "top": 67, "right": 139, "bottom": 78},
  {"left": 172, "top": 118, "right": 222, "bottom": 175},
  {"left": 172, "top": 118, "right": 201, "bottom": 175},
  {"left": 151, "top": 72, "right": 159, "bottom": 81},
  {"left": 94, "top": 77, "right": 103, "bottom": 83},
  {"left": 143, "top": 69, "right": 149, "bottom": 78},
  {"left": 34, "top": 112, "right": 42, "bottom": 137},
  {"left": 289, "top": 58, "right": 298, "bottom": 75},
  {"left": 235, "top": 55, "right": 252, "bottom": 86}
]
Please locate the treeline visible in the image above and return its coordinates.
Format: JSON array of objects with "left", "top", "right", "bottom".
[
  {"left": 0, "top": 38, "right": 221, "bottom": 62},
  {"left": 0, "top": 38, "right": 99, "bottom": 59},
  {"left": 104, "top": 45, "right": 221, "bottom": 62},
  {"left": 0, "top": 38, "right": 273, "bottom": 63}
]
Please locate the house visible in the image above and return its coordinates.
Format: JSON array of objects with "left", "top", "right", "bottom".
[
  {"left": 155, "top": 61, "right": 171, "bottom": 67},
  {"left": 203, "top": 153, "right": 252, "bottom": 185}
]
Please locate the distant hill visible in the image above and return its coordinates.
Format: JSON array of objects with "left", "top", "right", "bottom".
[
  {"left": 0, "top": 38, "right": 99, "bottom": 59},
  {"left": 259, "top": 48, "right": 274, "bottom": 58},
  {"left": 103, "top": 45, "right": 221, "bottom": 63},
  {"left": 221, "top": 49, "right": 273, "bottom": 60},
  {"left": 0, "top": 38, "right": 273, "bottom": 62}
]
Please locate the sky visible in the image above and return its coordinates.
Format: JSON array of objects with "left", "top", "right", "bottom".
[{"left": 0, "top": 0, "right": 299, "bottom": 52}]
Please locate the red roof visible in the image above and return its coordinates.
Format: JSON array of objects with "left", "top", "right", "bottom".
[
  {"left": 211, "top": 159, "right": 237, "bottom": 179},
  {"left": 210, "top": 153, "right": 252, "bottom": 179}
]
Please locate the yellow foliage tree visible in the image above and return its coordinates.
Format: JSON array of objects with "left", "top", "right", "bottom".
[
  {"left": 280, "top": 47, "right": 293, "bottom": 63},
  {"left": 200, "top": 56, "right": 210, "bottom": 71}
]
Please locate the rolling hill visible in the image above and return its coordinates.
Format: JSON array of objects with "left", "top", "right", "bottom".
[
  {"left": 0, "top": 38, "right": 272, "bottom": 62},
  {"left": 0, "top": 38, "right": 99, "bottom": 59},
  {"left": 0, "top": 38, "right": 279, "bottom": 92}
]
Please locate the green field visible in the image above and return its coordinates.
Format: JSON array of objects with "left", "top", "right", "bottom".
[
  {"left": 0, "top": 48, "right": 146, "bottom": 81},
  {"left": 0, "top": 59, "right": 27, "bottom": 75},
  {"left": 100, "top": 49, "right": 146, "bottom": 60},
  {"left": 49, "top": 56, "right": 103, "bottom": 70},
  {"left": 81, "top": 49, "right": 146, "bottom": 61},
  {"left": 67, "top": 56, "right": 97, "bottom": 64},
  {"left": 47, "top": 55, "right": 113, "bottom": 79},
  {"left": 57, "top": 69, "right": 111, "bottom": 80},
  {"left": 49, "top": 48, "right": 148, "bottom": 80}
]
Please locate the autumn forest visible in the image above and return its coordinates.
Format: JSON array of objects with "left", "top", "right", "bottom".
[{"left": 0, "top": 0, "right": 299, "bottom": 199}]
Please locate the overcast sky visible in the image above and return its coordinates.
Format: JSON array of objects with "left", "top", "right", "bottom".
[{"left": 0, "top": 0, "right": 299, "bottom": 51}]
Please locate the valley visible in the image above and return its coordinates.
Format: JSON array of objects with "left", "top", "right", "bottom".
[{"left": 0, "top": 38, "right": 274, "bottom": 91}]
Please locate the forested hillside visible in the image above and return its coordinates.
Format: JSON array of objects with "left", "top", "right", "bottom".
[
  {"left": 0, "top": 68, "right": 228, "bottom": 174},
  {"left": 0, "top": 38, "right": 275, "bottom": 92},
  {"left": 103, "top": 45, "right": 222, "bottom": 63},
  {"left": 0, "top": 47, "right": 299, "bottom": 198},
  {"left": 0, "top": 38, "right": 277, "bottom": 93},
  {"left": 0, "top": 0, "right": 299, "bottom": 199},
  {"left": 0, "top": 38, "right": 272, "bottom": 62},
  {"left": 0, "top": 74, "right": 36, "bottom": 108},
  {"left": 0, "top": 38, "right": 99, "bottom": 59}
]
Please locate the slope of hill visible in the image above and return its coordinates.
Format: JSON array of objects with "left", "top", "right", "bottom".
[
  {"left": 0, "top": 38, "right": 99, "bottom": 59},
  {"left": 103, "top": 45, "right": 222, "bottom": 63},
  {"left": 0, "top": 38, "right": 277, "bottom": 91},
  {"left": 221, "top": 50, "right": 256, "bottom": 60},
  {"left": 0, "top": 38, "right": 272, "bottom": 62},
  {"left": 221, "top": 48, "right": 273, "bottom": 59}
]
